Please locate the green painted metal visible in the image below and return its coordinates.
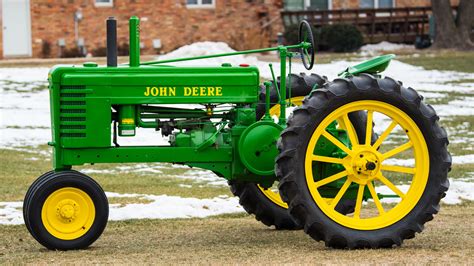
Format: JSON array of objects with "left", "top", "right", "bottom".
[
  {"left": 129, "top": 16, "right": 140, "bottom": 67},
  {"left": 45, "top": 16, "right": 392, "bottom": 193},
  {"left": 339, "top": 54, "right": 395, "bottom": 77},
  {"left": 238, "top": 121, "right": 283, "bottom": 176}
]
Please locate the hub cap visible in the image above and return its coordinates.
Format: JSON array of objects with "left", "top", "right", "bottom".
[{"left": 41, "top": 187, "right": 95, "bottom": 240}]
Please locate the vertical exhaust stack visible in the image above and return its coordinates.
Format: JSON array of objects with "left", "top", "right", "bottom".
[
  {"left": 129, "top": 16, "right": 140, "bottom": 67},
  {"left": 106, "top": 17, "right": 118, "bottom": 67}
]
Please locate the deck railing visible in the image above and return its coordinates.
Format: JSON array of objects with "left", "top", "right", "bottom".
[{"left": 281, "top": 6, "right": 453, "bottom": 44}]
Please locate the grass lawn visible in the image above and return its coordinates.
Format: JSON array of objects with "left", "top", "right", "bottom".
[{"left": 1, "top": 203, "right": 473, "bottom": 264}]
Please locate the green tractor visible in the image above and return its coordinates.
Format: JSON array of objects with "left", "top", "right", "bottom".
[{"left": 24, "top": 17, "right": 451, "bottom": 250}]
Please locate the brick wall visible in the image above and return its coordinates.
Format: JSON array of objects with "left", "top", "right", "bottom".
[
  {"left": 26, "top": 0, "right": 283, "bottom": 58},
  {"left": 0, "top": 1, "right": 3, "bottom": 57}
]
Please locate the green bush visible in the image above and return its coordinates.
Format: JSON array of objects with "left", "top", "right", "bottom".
[
  {"left": 283, "top": 23, "right": 363, "bottom": 53},
  {"left": 61, "top": 46, "right": 84, "bottom": 58},
  {"left": 92, "top": 46, "right": 107, "bottom": 57},
  {"left": 283, "top": 23, "right": 320, "bottom": 46},
  {"left": 319, "top": 24, "right": 363, "bottom": 52}
]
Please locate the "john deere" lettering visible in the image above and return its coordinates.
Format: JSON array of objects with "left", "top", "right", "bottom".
[{"left": 144, "top": 86, "right": 223, "bottom": 97}]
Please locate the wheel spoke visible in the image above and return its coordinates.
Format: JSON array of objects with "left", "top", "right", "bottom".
[
  {"left": 322, "top": 131, "right": 353, "bottom": 155},
  {"left": 311, "top": 155, "right": 344, "bottom": 165},
  {"left": 382, "top": 141, "right": 413, "bottom": 160},
  {"left": 342, "top": 114, "right": 359, "bottom": 147},
  {"left": 367, "top": 182, "right": 385, "bottom": 215},
  {"left": 381, "top": 164, "right": 415, "bottom": 174},
  {"left": 330, "top": 178, "right": 352, "bottom": 209},
  {"left": 353, "top": 184, "right": 365, "bottom": 219},
  {"left": 376, "top": 173, "right": 406, "bottom": 199},
  {"left": 373, "top": 120, "right": 397, "bottom": 149},
  {"left": 304, "top": 49, "right": 311, "bottom": 61},
  {"left": 314, "top": 170, "right": 348, "bottom": 188},
  {"left": 365, "top": 110, "right": 374, "bottom": 145}
]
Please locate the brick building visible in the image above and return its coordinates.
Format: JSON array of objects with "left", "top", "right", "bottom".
[
  {"left": 0, "top": 0, "right": 456, "bottom": 59},
  {"left": 1, "top": 0, "right": 284, "bottom": 59}
]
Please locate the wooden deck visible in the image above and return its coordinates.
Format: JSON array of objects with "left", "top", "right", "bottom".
[{"left": 281, "top": 7, "right": 449, "bottom": 44}]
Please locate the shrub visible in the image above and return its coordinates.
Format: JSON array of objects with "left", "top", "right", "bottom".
[
  {"left": 61, "top": 46, "right": 84, "bottom": 58},
  {"left": 319, "top": 24, "right": 363, "bottom": 53},
  {"left": 92, "top": 46, "right": 107, "bottom": 57},
  {"left": 283, "top": 23, "right": 320, "bottom": 46},
  {"left": 118, "top": 43, "right": 129, "bottom": 56},
  {"left": 41, "top": 40, "right": 51, "bottom": 58},
  {"left": 283, "top": 23, "right": 363, "bottom": 53}
]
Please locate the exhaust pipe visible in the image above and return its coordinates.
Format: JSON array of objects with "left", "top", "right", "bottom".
[{"left": 106, "top": 16, "right": 117, "bottom": 67}]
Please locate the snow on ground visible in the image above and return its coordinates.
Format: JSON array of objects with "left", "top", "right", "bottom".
[
  {"left": 360, "top": 41, "right": 414, "bottom": 55},
  {"left": 0, "top": 193, "right": 242, "bottom": 225},
  {"left": 1, "top": 176, "right": 472, "bottom": 225}
]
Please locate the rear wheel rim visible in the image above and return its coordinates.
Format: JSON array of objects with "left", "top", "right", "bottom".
[
  {"left": 41, "top": 187, "right": 96, "bottom": 240},
  {"left": 304, "top": 100, "right": 429, "bottom": 230}
]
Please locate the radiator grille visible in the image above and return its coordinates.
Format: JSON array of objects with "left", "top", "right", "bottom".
[{"left": 59, "top": 85, "right": 86, "bottom": 138}]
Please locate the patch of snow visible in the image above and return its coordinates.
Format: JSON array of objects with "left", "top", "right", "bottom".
[
  {"left": 0, "top": 68, "right": 49, "bottom": 82},
  {"left": 453, "top": 154, "right": 474, "bottom": 164},
  {"left": 174, "top": 169, "right": 228, "bottom": 187},
  {"left": 384, "top": 154, "right": 474, "bottom": 166},
  {"left": 360, "top": 41, "right": 414, "bottom": 53},
  {"left": 442, "top": 179, "right": 474, "bottom": 204}
]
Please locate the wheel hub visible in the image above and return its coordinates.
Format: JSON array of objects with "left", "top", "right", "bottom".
[
  {"left": 349, "top": 149, "right": 381, "bottom": 184},
  {"left": 56, "top": 199, "right": 79, "bottom": 222}
]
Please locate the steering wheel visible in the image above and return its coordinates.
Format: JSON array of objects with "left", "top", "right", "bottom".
[{"left": 298, "top": 20, "right": 315, "bottom": 70}]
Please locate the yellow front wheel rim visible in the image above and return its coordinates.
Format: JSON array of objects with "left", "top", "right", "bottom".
[
  {"left": 41, "top": 187, "right": 95, "bottom": 240},
  {"left": 257, "top": 96, "right": 305, "bottom": 209},
  {"left": 304, "top": 100, "right": 429, "bottom": 230}
]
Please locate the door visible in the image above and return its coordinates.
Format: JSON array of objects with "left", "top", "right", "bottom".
[{"left": 2, "top": 0, "right": 32, "bottom": 57}]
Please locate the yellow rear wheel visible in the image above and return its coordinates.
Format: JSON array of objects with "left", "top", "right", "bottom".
[
  {"left": 276, "top": 75, "right": 450, "bottom": 248},
  {"left": 304, "top": 100, "right": 429, "bottom": 230}
]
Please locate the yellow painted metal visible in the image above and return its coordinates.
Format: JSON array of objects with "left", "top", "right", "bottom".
[
  {"left": 41, "top": 187, "right": 95, "bottom": 240},
  {"left": 257, "top": 96, "right": 305, "bottom": 209},
  {"left": 304, "top": 100, "right": 429, "bottom": 230}
]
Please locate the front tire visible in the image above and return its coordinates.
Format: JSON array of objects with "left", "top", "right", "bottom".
[
  {"left": 24, "top": 170, "right": 109, "bottom": 250},
  {"left": 277, "top": 74, "right": 451, "bottom": 248}
]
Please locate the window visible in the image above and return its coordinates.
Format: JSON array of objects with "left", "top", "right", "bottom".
[
  {"left": 95, "top": 0, "right": 113, "bottom": 7},
  {"left": 284, "top": 0, "right": 331, "bottom": 11},
  {"left": 307, "top": 0, "right": 329, "bottom": 10},
  {"left": 360, "top": 0, "right": 394, "bottom": 8},
  {"left": 186, "top": 0, "right": 215, "bottom": 8}
]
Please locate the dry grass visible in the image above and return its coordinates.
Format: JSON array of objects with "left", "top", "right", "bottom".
[{"left": 1, "top": 203, "right": 473, "bottom": 264}]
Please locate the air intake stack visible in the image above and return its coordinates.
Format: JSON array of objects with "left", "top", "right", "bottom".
[{"left": 106, "top": 16, "right": 118, "bottom": 67}]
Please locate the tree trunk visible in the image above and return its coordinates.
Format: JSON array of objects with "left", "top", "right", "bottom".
[{"left": 431, "top": 0, "right": 474, "bottom": 50}]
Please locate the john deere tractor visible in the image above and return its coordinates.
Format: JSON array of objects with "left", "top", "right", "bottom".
[{"left": 23, "top": 17, "right": 451, "bottom": 250}]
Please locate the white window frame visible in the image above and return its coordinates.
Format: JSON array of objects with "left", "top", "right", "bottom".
[
  {"left": 95, "top": 0, "right": 113, "bottom": 7},
  {"left": 304, "top": 0, "right": 332, "bottom": 10},
  {"left": 186, "top": 0, "right": 215, "bottom": 9},
  {"left": 361, "top": 0, "right": 396, "bottom": 8}
]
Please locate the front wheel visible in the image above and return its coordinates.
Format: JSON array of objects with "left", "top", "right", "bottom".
[
  {"left": 277, "top": 74, "right": 451, "bottom": 248},
  {"left": 24, "top": 170, "right": 109, "bottom": 250}
]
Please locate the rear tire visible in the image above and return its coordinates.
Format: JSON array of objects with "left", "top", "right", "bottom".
[{"left": 277, "top": 74, "right": 451, "bottom": 248}]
